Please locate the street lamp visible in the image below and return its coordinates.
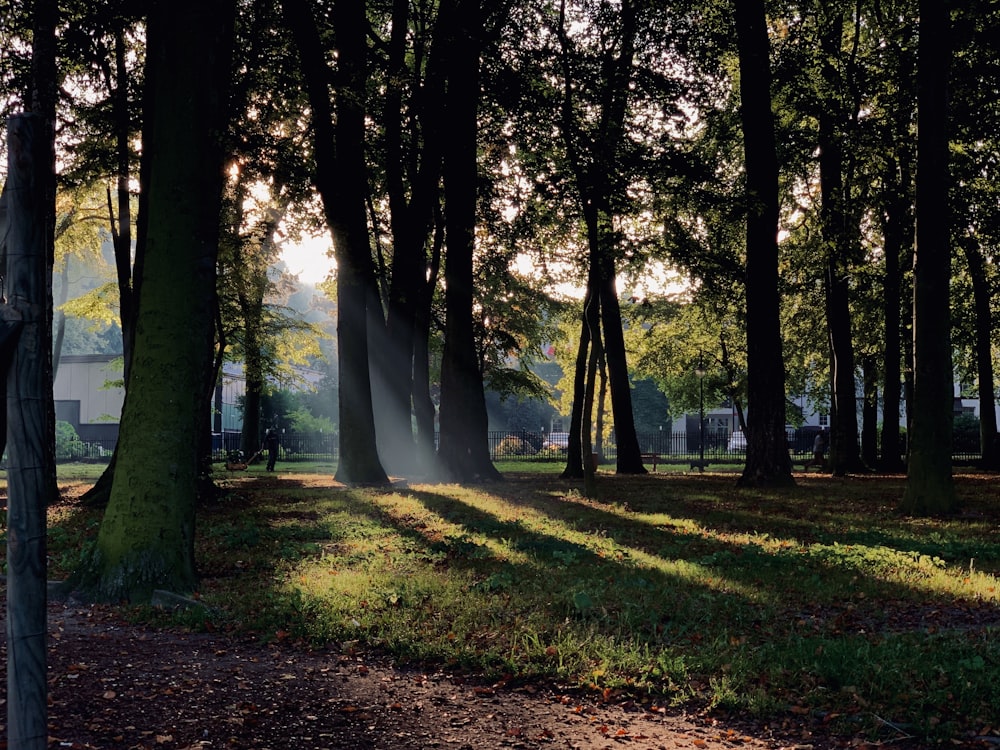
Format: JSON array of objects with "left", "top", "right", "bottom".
[{"left": 693, "top": 355, "right": 707, "bottom": 471}]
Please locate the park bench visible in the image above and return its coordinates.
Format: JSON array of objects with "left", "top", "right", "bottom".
[{"left": 641, "top": 452, "right": 663, "bottom": 471}]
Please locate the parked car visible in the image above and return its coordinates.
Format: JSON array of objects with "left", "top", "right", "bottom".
[
  {"left": 543, "top": 432, "right": 570, "bottom": 450},
  {"left": 728, "top": 430, "right": 746, "bottom": 453}
]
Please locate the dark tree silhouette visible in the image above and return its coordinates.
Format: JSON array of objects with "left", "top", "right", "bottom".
[
  {"left": 901, "top": 0, "right": 956, "bottom": 514},
  {"left": 733, "top": 0, "right": 794, "bottom": 487}
]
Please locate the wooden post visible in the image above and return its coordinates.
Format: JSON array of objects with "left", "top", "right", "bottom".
[{"left": 4, "top": 112, "right": 49, "bottom": 750}]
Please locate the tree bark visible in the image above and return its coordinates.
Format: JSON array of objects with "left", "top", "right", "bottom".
[
  {"left": 4, "top": 112, "right": 53, "bottom": 750},
  {"left": 961, "top": 238, "right": 999, "bottom": 469},
  {"left": 437, "top": 0, "right": 501, "bottom": 482},
  {"left": 332, "top": 0, "right": 390, "bottom": 485},
  {"left": 818, "top": 11, "right": 865, "bottom": 476},
  {"left": 0, "top": 183, "right": 8, "bottom": 462},
  {"left": 554, "top": 0, "right": 644, "bottom": 475},
  {"left": 379, "top": 0, "right": 448, "bottom": 478},
  {"left": 561, "top": 294, "right": 592, "bottom": 479},
  {"left": 598, "top": 251, "right": 644, "bottom": 473},
  {"left": 412, "top": 216, "right": 443, "bottom": 474},
  {"left": 283, "top": 0, "right": 388, "bottom": 485},
  {"left": 582, "top": 299, "right": 602, "bottom": 496},
  {"left": 733, "top": 0, "right": 794, "bottom": 487},
  {"left": 84, "top": 0, "right": 236, "bottom": 600},
  {"left": 879, "top": 154, "right": 911, "bottom": 472},
  {"left": 79, "top": 18, "right": 144, "bottom": 509},
  {"left": 901, "top": 0, "right": 956, "bottom": 514},
  {"left": 860, "top": 355, "right": 879, "bottom": 468}
]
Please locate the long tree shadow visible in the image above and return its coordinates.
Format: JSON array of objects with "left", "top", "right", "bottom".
[{"left": 444, "top": 474, "right": 1000, "bottom": 634}]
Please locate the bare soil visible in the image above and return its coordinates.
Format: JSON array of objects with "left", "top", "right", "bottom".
[{"left": 0, "top": 592, "right": 864, "bottom": 750}]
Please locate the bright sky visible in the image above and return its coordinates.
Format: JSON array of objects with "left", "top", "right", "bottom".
[
  {"left": 280, "top": 235, "right": 336, "bottom": 286},
  {"left": 280, "top": 238, "right": 685, "bottom": 298}
]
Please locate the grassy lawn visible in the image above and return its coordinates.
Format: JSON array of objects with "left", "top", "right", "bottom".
[{"left": 4, "top": 463, "right": 1000, "bottom": 744}]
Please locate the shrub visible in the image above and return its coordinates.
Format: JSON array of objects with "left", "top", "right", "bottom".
[
  {"left": 953, "top": 414, "right": 980, "bottom": 454},
  {"left": 494, "top": 435, "right": 537, "bottom": 457},
  {"left": 55, "top": 421, "right": 87, "bottom": 460}
]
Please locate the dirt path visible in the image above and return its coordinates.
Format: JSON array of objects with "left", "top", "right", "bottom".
[{"left": 0, "top": 596, "right": 848, "bottom": 750}]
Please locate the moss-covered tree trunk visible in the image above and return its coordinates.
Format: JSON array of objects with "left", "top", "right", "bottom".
[{"left": 86, "top": 0, "right": 235, "bottom": 601}]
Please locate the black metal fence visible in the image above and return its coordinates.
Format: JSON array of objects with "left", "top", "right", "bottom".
[
  {"left": 39, "top": 427, "right": 987, "bottom": 466},
  {"left": 489, "top": 429, "right": 747, "bottom": 463}
]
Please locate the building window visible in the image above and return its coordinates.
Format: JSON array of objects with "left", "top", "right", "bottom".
[{"left": 819, "top": 413, "right": 829, "bottom": 426}]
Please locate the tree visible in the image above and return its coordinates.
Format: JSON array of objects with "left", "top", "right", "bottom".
[
  {"left": 875, "top": 22, "right": 916, "bottom": 473},
  {"left": 3, "top": 0, "right": 58, "bottom": 740},
  {"left": 437, "top": 0, "right": 502, "bottom": 482},
  {"left": 733, "top": 0, "right": 793, "bottom": 487},
  {"left": 900, "top": 0, "right": 956, "bottom": 514},
  {"left": 3, "top": 113, "right": 53, "bottom": 750},
  {"left": 59, "top": 5, "right": 146, "bottom": 508},
  {"left": 373, "top": 0, "right": 448, "bottom": 477},
  {"left": 815, "top": 5, "right": 866, "bottom": 475},
  {"left": 80, "top": 0, "right": 237, "bottom": 600},
  {"left": 550, "top": 0, "right": 648, "bottom": 477},
  {"left": 948, "top": 3, "right": 1000, "bottom": 471},
  {"left": 283, "top": 0, "right": 388, "bottom": 485}
]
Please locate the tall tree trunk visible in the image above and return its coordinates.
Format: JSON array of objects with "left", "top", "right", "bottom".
[
  {"left": 0, "top": 183, "right": 8, "bottom": 462},
  {"left": 6, "top": 0, "right": 59, "bottom": 739},
  {"left": 333, "top": 0, "right": 389, "bottom": 485},
  {"left": 879, "top": 155, "right": 912, "bottom": 472},
  {"left": 818, "top": 10, "right": 865, "bottom": 475},
  {"left": 555, "top": 0, "right": 644, "bottom": 476},
  {"left": 860, "top": 355, "right": 879, "bottom": 468},
  {"left": 595, "top": 215, "right": 644, "bottom": 473},
  {"left": 733, "top": 0, "right": 793, "bottom": 487},
  {"left": 378, "top": 0, "right": 421, "bottom": 475},
  {"left": 112, "top": 22, "right": 136, "bottom": 382},
  {"left": 595, "top": 351, "right": 607, "bottom": 461},
  {"left": 412, "top": 217, "right": 443, "bottom": 474},
  {"left": 962, "top": 238, "right": 999, "bottom": 469},
  {"left": 84, "top": 0, "right": 236, "bottom": 601},
  {"left": 437, "top": 0, "right": 500, "bottom": 482},
  {"left": 241, "top": 339, "right": 265, "bottom": 458},
  {"left": 4, "top": 112, "right": 54, "bottom": 750},
  {"left": 901, "top": 0, "right": 956, "bottom": 514},
  {"left": 561, "top": 292, "right": 593, "bottom": 479},
  {"left": 819, "top": 123, "right": 864, "bottom": 475},
  {"left": 31, "top": 0, "right": 58, "bottom": 510},
  {"left": 283, "top": 0, "right": 388, "bottom": 485},
  {"left": 79, "top": 20, "right": 143, "bottom": 508},
  {"left": 582, "top": 303, "right": 602, "bottom": 497},
  {"left": 380, "top": 0, "right": 448, "bottom": 478}
]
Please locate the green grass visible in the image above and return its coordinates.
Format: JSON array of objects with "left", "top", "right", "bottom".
[{"left": 5, "top": 467, "right": 1000, "bottom": 745}]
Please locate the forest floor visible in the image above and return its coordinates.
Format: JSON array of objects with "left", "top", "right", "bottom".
[
  {"left": 3, "top": 591, "right": 926, "bottom": 750},
  {"left": 4, "top": 468, "right": 1000, "bottom": 749}
]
